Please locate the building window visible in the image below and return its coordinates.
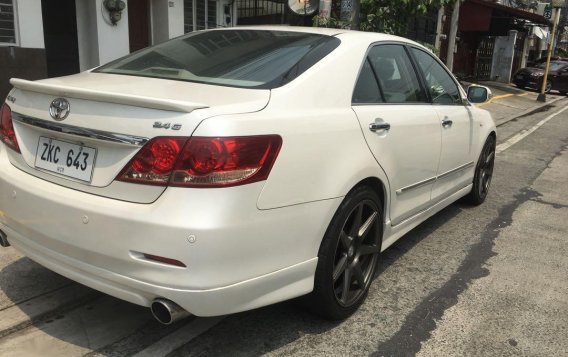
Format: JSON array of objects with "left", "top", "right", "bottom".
[
  {"left": 0, "top": 0, "right": 17, "bottom": 45},
  {"left": 184, "top": 0, "right": 219, "bottom": 32}
]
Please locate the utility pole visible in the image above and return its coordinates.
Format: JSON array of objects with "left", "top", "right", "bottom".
[{"left": 537, "top": 6, "right": 562, "bottom": 102}]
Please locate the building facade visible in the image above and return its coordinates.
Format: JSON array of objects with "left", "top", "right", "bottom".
[{"left": 0, "top": 0, "right": 239, "bottom": 99}]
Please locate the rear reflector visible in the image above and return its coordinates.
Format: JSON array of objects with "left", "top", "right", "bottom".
[
  {"left": 0, "top": 103, "right": 20, "bottom": 153},
  {"left": 117, "top": 135, "right": 282, "bottom": 188},
  {"left": 143, "top": 253, "right": 186, "bottom": 267}
]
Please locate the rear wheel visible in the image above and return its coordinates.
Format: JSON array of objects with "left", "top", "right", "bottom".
[
  {"left": 306, "top": 186, "right": 382, "bottom": 320},
  {"left": 544, "top": 80, "right": 552, "bottom": 93},
  {"left": 466, "top": 135, "right": 496, "bottom": 205}
]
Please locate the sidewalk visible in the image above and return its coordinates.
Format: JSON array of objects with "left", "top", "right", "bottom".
[{"left": 463, "top": 81, "right": 565, "bottom": 126}]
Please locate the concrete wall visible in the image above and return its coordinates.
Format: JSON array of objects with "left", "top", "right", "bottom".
[
  {"left": 491, "top": 30, "right": 518, "bottom": 83},
  {"left": 151, "top": 0, "right": 184, "bottom": 44},
  {"left": 16, "top": 0, "right": 45, "bottom": 48},
  {"left": 75, "top": 0, "right": 130, "bottom": 71}
]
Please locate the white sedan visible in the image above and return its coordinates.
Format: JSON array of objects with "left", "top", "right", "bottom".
[{"left": 0, "top": 27, "right": 495, "bottom": 323}]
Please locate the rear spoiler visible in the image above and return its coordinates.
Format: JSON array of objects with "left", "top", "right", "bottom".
[{"left": 10, "top": 78, "right": 208, "bottom": 113}]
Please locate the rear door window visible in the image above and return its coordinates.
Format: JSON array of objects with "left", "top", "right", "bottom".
[
  {"left": 411, "top": 48, "right": 462, "bottom": 105},
  {"left": 366, "top": 45, "right": 427, "bottom": 104}
]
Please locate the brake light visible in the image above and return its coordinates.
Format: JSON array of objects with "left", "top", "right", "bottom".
[
  {"left": 171, "top": 135, "right": 282, "bottom": 187},
  {"left": 117, "top": 135, "right": 282, "bottom": 188},
  {"left": 0, "top": 103, "right": 20, "bottom": 153},
  {"left": 117, "top": 137, "right": 188, "bottom": 186}
]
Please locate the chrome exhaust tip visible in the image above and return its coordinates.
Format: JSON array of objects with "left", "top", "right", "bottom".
[
  {"left": 0, "top": 230, "right": 9, "bottom": 247},
  {"left": 151, "top": 298, "right": 191, "bottom": 325}
]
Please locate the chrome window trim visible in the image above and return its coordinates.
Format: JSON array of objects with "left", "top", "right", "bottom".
[{"left": 12, "top": 113, "right": 149, "bottom": 147}]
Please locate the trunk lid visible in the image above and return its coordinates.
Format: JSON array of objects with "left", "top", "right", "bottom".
[{"left": 7, "top": 72, "right": 270, "bottom": 203}]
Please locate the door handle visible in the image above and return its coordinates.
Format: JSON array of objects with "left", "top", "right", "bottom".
[
  {"left": 369, "top": 122, "right": 391, "bottom": 132},
  {"left": 442, "top": 119, "right": 453, "bottom": 128}
]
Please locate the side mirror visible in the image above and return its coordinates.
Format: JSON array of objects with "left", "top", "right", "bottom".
[{"left": 467, "top": 85, "right": 492, "bottom": 104}]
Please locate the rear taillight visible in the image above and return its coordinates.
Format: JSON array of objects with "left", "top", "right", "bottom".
[
  {"left": 117, "top": 135, "right": 282, "bottom": 188},
  {"left": 0, "top": 103, "right": 20, "bottom": 153},
  {"left": 117, "top": 137, "right": 188, "bottom": 186}
]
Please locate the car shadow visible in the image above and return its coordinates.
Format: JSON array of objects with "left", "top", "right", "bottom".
[{"left": 166, "top": 201, "right": 469, "bottom": 356}]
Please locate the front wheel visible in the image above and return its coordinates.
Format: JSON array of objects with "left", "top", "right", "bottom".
[
  {"left": 544, "top": 80, "right": 552, "bottom": 94},
  {"left": 465, "top": 135, "right": 496, "bottom": 205},
  {"left": 306, "top": 186, "right": 382, "bottom": 320}
]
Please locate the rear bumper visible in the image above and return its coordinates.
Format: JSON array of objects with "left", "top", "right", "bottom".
[{"left": 0, "top": 145, "right": 340, "bottom": 316}]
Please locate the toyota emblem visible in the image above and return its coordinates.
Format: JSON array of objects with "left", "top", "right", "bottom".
[{"left": 49, "top": 98, "right": 70, "bottom": 121}]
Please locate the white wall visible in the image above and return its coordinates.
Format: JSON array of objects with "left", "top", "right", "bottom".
[
  {"left": 95, "top": 0, "right": 130, "bottom": 65},
  {"left": 75, "top": 0, "right": 130, "bottom": 71},
  {"left": 168, "top": 0, "right": 184, "bottom": 39},
  {"left": 151, "top": 0, "right": 184, "bottom": 44},
  {"left": 16, "top": 0, "right": 44, "bottom": 48},
  {"left": 76, "top": 0, "right": 99, "bottom": 71}
]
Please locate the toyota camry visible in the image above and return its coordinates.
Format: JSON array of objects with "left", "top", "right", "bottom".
[{"left": 0, "top": 27, "right": 496, "bottom": 323}]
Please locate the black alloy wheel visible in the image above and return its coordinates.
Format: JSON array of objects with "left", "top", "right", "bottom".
[
  {"left": 306, "top": 186, "right": 382, "bottom": 320},
  {"left": 466, "top": 135, "right": 496, "bottom": 205}
]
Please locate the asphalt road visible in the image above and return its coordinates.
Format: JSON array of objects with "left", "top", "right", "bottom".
[{"left": 0, "top": 98, "right": 567, "bottom": 357}]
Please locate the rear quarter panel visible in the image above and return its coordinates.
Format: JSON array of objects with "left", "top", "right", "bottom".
[{"left": 192, "top": 33, "right": 391, "bottom": 212}]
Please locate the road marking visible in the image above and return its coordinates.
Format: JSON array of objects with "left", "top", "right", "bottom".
[
  {"left": 132, "top": 317, "right": 224, "bottom": 357},
  {"left": 496, "top": 104, "right": 568, "bottom": 154},
  {"left": 477, "top": 93, "right": 514, "bottom": 107}
]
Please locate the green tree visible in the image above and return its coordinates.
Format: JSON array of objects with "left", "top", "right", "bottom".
[
  {"left": 314, "top": 0, "right": 456, "bottom": 33},
  {"left": 359, "top": 0, "right": 456, "bottom": 33}
]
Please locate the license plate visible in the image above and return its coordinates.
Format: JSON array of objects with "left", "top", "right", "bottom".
[{"left": 35, "top": 137, "right": 97, "bottom": 182}]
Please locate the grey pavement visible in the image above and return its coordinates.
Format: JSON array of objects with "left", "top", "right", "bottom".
[{"left": 467, "top": 80, "right": 565, "bottom": 126}]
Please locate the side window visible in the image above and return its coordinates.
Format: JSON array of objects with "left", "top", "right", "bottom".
[
  {"left": 352, "top": 58, "right": 383, "bottom": 104},
  {"left": 367, "top": 45, "right": 427, "bottom": 104},
  {"left": 411, "top": 48, "right": 461, "bottom": 105}
]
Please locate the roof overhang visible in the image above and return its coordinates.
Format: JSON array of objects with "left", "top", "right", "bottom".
[{"left": 459, "top": 0, "right": 551, "bottom": 34}]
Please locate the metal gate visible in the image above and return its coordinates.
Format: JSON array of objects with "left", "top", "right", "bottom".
[{"left": 475, "top": 36, "right": 495, "bottom": 80}]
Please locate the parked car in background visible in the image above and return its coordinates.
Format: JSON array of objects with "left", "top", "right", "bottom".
[
  {"left": 526, "top": 56, "right": 568, "bottom": 68},
  {"left": 513, "top": 60, "right": 568, "bottom": 94},
  {"left": 0, "top": 27, "right": 496, "bottom": 324}
]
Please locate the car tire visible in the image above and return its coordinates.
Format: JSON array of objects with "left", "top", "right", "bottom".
[
  {"left": 545, "top": 80, "right": 552, "bottom": 94},
  {"left": 305, "top": 185, "right": 382, "bottom": 320},
  {"left": 465, "top": 135, "right": 496, "bottom": 206}
]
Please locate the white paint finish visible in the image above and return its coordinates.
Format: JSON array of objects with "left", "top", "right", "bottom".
[
  {"left": 15, "top": 0, "right": 44, "bottom": 48},
  {"left": 353, "top": 104, "right": 441, "bottom": 225}
]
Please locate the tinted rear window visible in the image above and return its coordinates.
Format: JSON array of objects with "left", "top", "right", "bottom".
[{"left": 95, "top": 30, "right": 340, "bottom": 89}]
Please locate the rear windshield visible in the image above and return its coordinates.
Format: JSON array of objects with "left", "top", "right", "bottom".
[
  {"left": 535, "top": 61, "right": 568, "bottom": 71},
  {"left": 95, "top": 30, "right": 340, "bottom": 89}
]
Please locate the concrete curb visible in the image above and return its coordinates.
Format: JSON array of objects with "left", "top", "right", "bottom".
[{"left": 495, "top": 96, "right": 565, "bottom": 127}]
